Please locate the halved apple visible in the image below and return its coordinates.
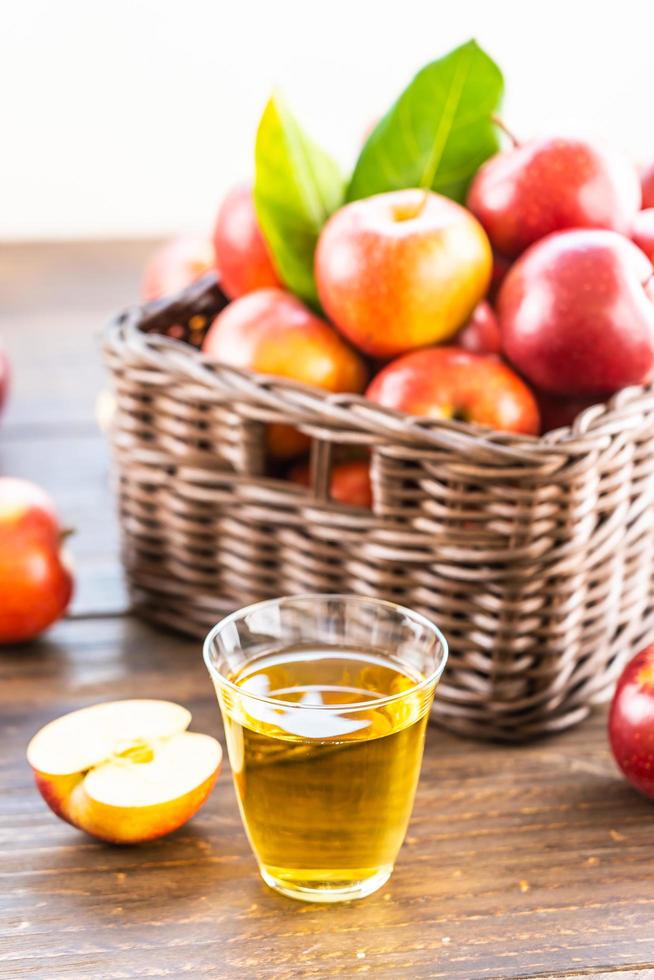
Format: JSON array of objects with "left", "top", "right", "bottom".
[{"left": 27, "top": 700, "right": 222, "bottom": 844}]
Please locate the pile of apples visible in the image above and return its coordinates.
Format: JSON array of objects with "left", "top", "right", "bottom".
[{"left": 144, "top": 141, "right": 654, "bottom": 507}]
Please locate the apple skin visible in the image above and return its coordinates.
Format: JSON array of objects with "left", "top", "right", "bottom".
[
  {"left": 454, "top": 301, "right": 502, "bottom": 356},
  {"left": 203, "top": 289, "right": 367, "bottom": 458},
  {"left": 32, "top": 767, "right": 219, "bottom": 844},
  {"left": 467, "top": 137, "right": 641, "bottom": 258},
  {"left": 290, "top": 459, "right": 372, "bottom": 508},
  {"left": 489, "top": 250, "right": 512, "bottom": 301},
  {"left": 498, "top": 229, "right": 654, "bottom": 396},
  {"left": 315, "top": 189, "right": 492, "bottom": 358},
  {"left": 213, "top": 182, "right": 280, "bottom": 299},
  {"left": 0, "top": 478, "right": 73, "bottom": 644},
  {"left": 536, "top": 391, "right": 601, "bottom": 434},
  {"left": 632, "top": 209, "right": 654, "bottom": 264},
  {"left": 141, "top": 236, "right": 214, "bottom": 302},
  {"left": 0, "top": 345, "right": 9, "bottom": 419},
  {"left": 366, "top": 347, "right": 540, "bottom": 435},
  {"left": 641, "top": 162, "right": 654, "bottom": 209},
  {"left": 609, "top": 644, "right": 654, "bottom": 800}
]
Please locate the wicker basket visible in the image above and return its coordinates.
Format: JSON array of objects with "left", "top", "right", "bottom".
[{"left": 104, "top": 273, "right": 654, "bottom": 740}]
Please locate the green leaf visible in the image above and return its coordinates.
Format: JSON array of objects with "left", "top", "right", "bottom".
[
  {"left": 254, "top": 94, "right": 344, "bottom": 308},
  {"left": 347, "top": 40, "right": 503, "bottom": 205}
]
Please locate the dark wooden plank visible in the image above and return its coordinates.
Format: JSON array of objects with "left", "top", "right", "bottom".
[{"left": 2, "top": 616, "right": 654, "bottom": 979}]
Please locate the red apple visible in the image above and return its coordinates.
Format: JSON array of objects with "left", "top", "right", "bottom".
[
  {"left": 536, "top": 391, "right": 601, "bottom": 434},
  {"left": 0, "top": 478, "right": 73, "bottom": 644},
  {"left": 467, "top": 137, "right": 641, "bottom": 258},
  {"left": 609, "top": 645, "right": 654, "bottom": 800},
  {"left": 366, "top": 347, "right": 539, "bottom": 435},
  {"left": 0, "top": 345, "right": 9, "bottom": 419},
  {"left": 202, "top": 289, "right": 367, "bottom": 458},
  {"left": 315, "top": 189, "right": 492, "bottom": 358},
  {"left": 641, "top": 162, "right": 654, "bottom": 210},
  {"left": 489, "top": 250, "right": 512, "bottom": 301},
  {"left": 499, "top": 229, "right": 654, "bottom": 396},
  {"left": 290, "top": 460, "right": 372, "bottom": 508},
  {"left": 632, "top": 209, "right": 654, "bottom": 264},
  {"left": 141, "top": 236, "right": 214, "bottom": 302},
  {"left": 454, "top": 301, "right": 502, "bottom": 356},
  {"left": 213, "top": 182, "right": 280, "bottom": 299}
]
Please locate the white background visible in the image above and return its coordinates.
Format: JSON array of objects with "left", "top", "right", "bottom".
[{"left": 2, "top": 0, "right": 653, "bottom": 240}]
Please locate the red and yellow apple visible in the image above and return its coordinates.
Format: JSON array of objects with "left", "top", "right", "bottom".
[
  {"left": 499, "top": 229, "right": 654, "bottom": 396},
  {"left": 0, "top": 478, "right": 73, "bottom": 644},
  {"left": 202, "top": 289, "right": 367, "bottom": 458},
  {"left": 141, "top": 236, "right": 215, "bottom": 302},
  {"left": 315, "top": 189, "right": 492, "bottom": 358},
  {"left": 467, "top": 136, "right": 641, "bottom": 257},
  {"left": 290, "top": 459, "right": 372, "bottom": 509},
  {"left": 366, "top": 347, "right": 539, "bottom": 435},
  {"left": 27, "top": 700, "right": 222, "bottom": 843},
  {"left": 213, "top": 182, "right": 280, "bottom": 299},
  {"left": 609, "top": 645, "right": 654, "bottom": 800},
  {"left": 453, "top": 301, "right": 502, "bottom": 356}
]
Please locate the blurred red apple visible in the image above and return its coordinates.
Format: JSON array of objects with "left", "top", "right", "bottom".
[
  {"left": 499, "top": 229, "right": 654, "bottom": 396},
  {"left": 489, "top": 250, "right": 512, "bottom": 301},
  {"left": 454, "top": 301, "right": 501, "bottom": 356},
  {"left": 290, "top": 460, "right": 372, "bottom": 508},
  {"left": 467, "top": 137, "right": 641, "bottom": 258},
  {"left": 536, "top": 391, "right": 601, "bottom": 434},
  {"left": 141, "top": 236, "right": 214, "bottom": 302},
  {"left": 0, "top": 345, "right": 9, "bottom": 419},
  {"left": 202, "top": 289, "right": 367, "bottom": 458},
  {"left": 0, "top": 478, "right": 73, "bottom": 644},
  {"left": 315, "top": 189, "right": 492, "bottom": 358},
  {"left": 632, "top": 209, "right": 654, "bottom": 264},
  {"left": 641, "top": 162, "right": 654, "bottom": 209},
  {"left": 366, "top": 347, "right": 539, "bottom": 435},
  {"left": 213, "top": 182, "right": 280, "bottom": 299},
  {"left": 609, "top": 644, "right": 654, "bottom": 800}
]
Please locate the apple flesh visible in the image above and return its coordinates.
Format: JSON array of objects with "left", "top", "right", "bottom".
[
  {"left": 213, "top": 182, "right": 280, "bottom": 299},
  {"left": 315, "top": 188, "right": 492, "bottom": 358},
  {"left": 27, "top": 700, "right": 222, "bottom": 843},
  {"left": 290, "top": 459, "right": 372, "bottom": 509},
  {"left": 202, "top": 289, "right": 367, "bottom": 459},
  {"left": 0, "top": 478, "right": 73, "bottom": 644},
  {"left": 366, "top": 346, "right": 540, "bottom": 435},
  {"left": 141, "top": 236, "right": 215, "bottom": 302},
  {"left": 454, "top": 301, "right": 502, "bottom": 356},
  {"left": 632, "top": 209, "right": 654, "bottom": 264},
  {"left": 609, "top": 645, "right": 654, "bottom": 800},
  {"left": 499, "top": 229, "right": 654, "bottom": 396},
  {"left": 467, "top": 137, "right": 641, "bottom": 258}
]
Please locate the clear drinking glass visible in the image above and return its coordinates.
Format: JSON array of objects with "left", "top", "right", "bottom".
[{"left": 203, "top": 594, "right": 447, "bottom": 903}]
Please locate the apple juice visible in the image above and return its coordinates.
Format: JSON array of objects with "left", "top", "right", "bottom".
[{"left": 218, "top": 645, "right": 435, "bottom": 898}]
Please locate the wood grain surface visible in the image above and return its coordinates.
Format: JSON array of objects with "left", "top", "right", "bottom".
[{"left": 1, "top": 242, "right": 654, "bottom": 979}]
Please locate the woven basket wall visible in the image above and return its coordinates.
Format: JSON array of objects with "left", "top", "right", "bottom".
[{"left": 104, "top": 273, "right": 654, "bottom": 740}]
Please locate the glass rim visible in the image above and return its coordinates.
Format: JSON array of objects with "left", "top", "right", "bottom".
[{"left": 202, "top": 592, "right": 448, "bottom": 712}]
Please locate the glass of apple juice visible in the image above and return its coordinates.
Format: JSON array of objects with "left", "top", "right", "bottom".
[{"left": 203, "top": 594, "right": 447, "bottom": 903}]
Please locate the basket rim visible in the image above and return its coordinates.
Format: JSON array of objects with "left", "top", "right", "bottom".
[{"left": 104, "top": 276, "right": 654, "bottom": 464}]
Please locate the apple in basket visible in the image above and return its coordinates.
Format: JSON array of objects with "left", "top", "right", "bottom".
[
  {"left": 632, "top": 209, "right": 654, "bottom": 264},
  {"left": 213, "top": 181, "right": 281, "bottom": 298},
  {"left": 366, "top": 346, "right": 540, "bottom": 435},
  {"left": 27, "top": 700, "right": 221, "bottom": 843},
  {"left": 202, "top": 288, "right": 367, "bottom": 459},
  {"left": 314, "top": 188, "right": 492, "bottom": 357},
  {"left": 609, "top": 646, "right": 654, "bottom": 801},
  {"left": 0, "top": 478, "right": 73, "bottom": 644},
  {"left": 141, "top": 235, "right": 215, "bottom": 302},
  {"left": 290, "top": 459, "right": 372, "bottom": 509},
  {"left": 0, "top": 344, "right": 9, "bottom": 420},
  {"left": 498, "top": 229, "right": 654, "bottom": 396},
  {"left": 453, "top": 301, "right": 502, "bottom": 356},
  {"left": 641, "top": 161, "right": 654, "bottom": 209}
]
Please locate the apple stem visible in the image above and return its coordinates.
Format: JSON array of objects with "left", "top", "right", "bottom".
[
  {"left": 413, "top": 188, "right": 431, "bottom": 219},
  {"left": 60, "top": 527, "right": 75, "bottom": 542},
  {"left": 492, "top": 114, "right": 520, "bottom": 148}
]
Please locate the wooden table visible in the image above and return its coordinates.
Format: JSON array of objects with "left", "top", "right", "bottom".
[{"left": 2, "top": 243, "right": 654, "bottom": 980}]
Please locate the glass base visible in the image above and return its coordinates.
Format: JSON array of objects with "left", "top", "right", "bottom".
[{"left": 259, "top": 865, "right": 392, "bottom": 903}]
